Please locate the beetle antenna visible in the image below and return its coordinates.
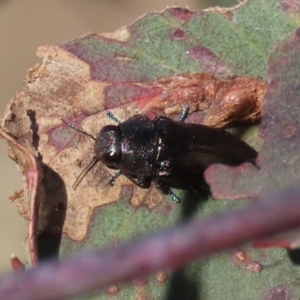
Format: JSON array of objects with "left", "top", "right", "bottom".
[
  {"left": 72, "top": 156, "right": 99, "bottom": 189},
  {"left": 105, "top": 111, "right": 121, "bottom": 124},
  {"left": 62, "top": 119, "right": 96, "bottom": 140}
]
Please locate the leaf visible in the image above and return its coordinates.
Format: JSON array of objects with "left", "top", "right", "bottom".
[
  {"left": 206, "top": 24, "right": 300, "bottom": 200},
  {"left": 2, "top": 1, "right": 300, "bottom": 299}
]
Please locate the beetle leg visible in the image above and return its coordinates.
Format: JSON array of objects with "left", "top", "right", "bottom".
[
  {"left": 108, "top": 170, "right": 122, "bottom": 186},
  {"left": 179, "top": 104, "right": 189, "bottom": 122},
  {"left": 168, "top": 190, "right": 180, "bottom": 203},
  {"left": 105, "top": 111, "right": 121, "bottom": 124},
  {"left": 154, "top": 179, "right": 180, "bottom": 203}
]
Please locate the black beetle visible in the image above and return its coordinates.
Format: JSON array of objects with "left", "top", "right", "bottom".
[{"left": 63, "top": 105, "right": 257, "bottom": 202}]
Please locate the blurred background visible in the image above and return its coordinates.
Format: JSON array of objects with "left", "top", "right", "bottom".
[{"left": 0, "top": 0, "right": 237, "bottom": 273}]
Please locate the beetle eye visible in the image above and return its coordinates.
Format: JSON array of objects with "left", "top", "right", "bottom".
[{"left": 94, "top": 125, "right": 121, "bottom": 166}]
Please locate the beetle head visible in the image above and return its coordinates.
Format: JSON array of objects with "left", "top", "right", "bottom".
[{"left": 94, "top": 125, "right": 122, "bottom": 168}]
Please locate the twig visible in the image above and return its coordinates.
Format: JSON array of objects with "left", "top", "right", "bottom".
[{"left": 1, "top": 187, "right": 300, "bottom": 300}]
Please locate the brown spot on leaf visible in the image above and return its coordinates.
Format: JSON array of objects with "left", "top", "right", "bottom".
[
  {"left": 281, "top": 124, "right": 297, "bottom": 139},
  {"left": 156, "top": 202, "right": 175, "bottom": 216},
  {"left": 233, "top": 250, "right": 263, "bottom": 273},
  {"left": 106, "top": 285, "right": 119, "bottom": 296},
  {"left": 170, "top": 28, "right": 186, "bottom": 40},
  {"left": 267, "top": 286, "right": 289, "bottom": 300},
  {"left": 280, "top": 0, "right": 300, "bottom": 14},
  {"left": 156, "top": 271, "right": 168, "bottom": 283},
  {"left": 186, "top": 46, "right": 231, "bottom": 76},
  {"left": 164, "top": 7, "right": 194, "bottom": 21}
]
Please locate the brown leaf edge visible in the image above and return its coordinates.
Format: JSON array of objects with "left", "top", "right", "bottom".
[{"left": 0, "top": 126, "right": 40, "bottom": 265}]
